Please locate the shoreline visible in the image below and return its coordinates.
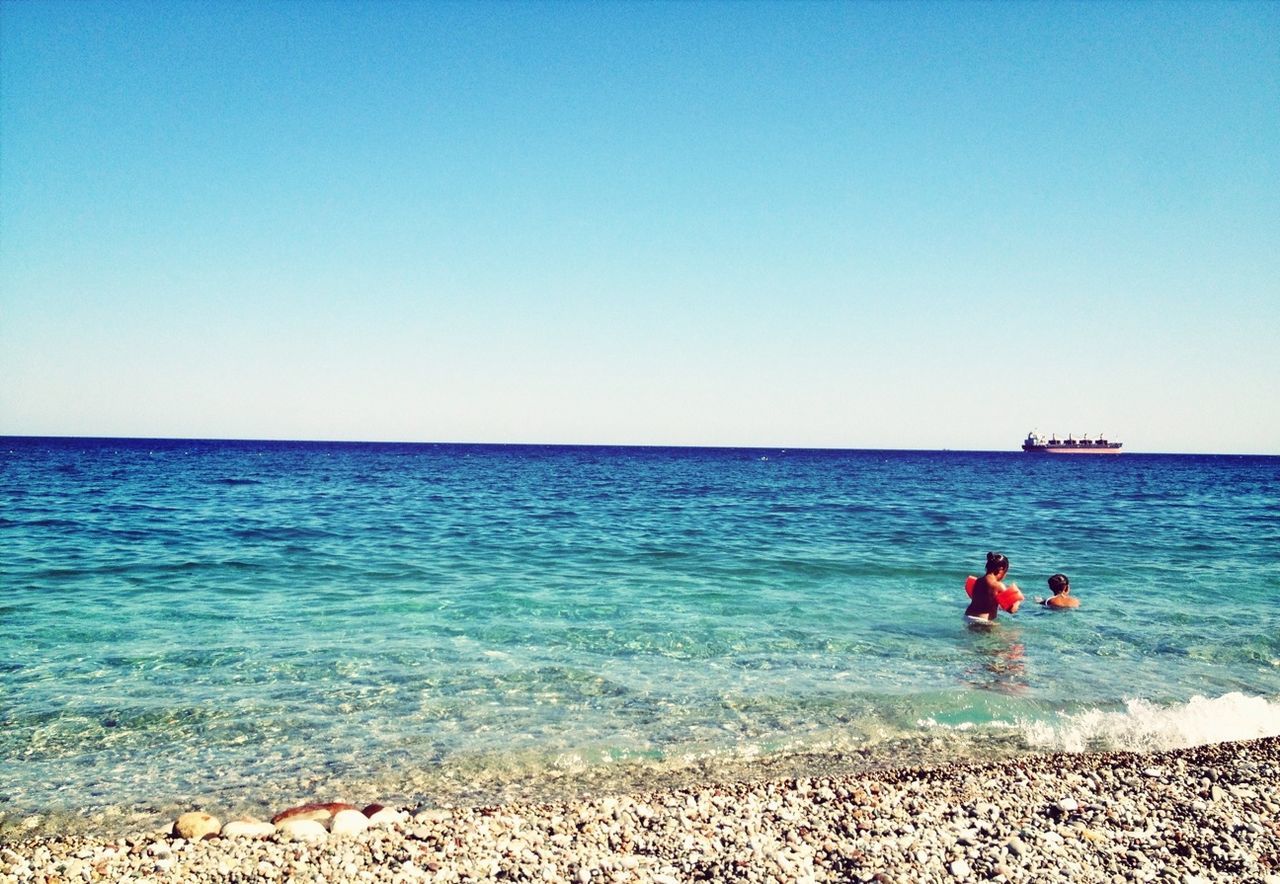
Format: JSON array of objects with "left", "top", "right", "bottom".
[{"left": 3, "top": 737, "right": 1278, "bottom": 882}]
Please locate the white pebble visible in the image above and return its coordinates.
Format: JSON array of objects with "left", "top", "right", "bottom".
[
  {"left": 278, "top": 817, "right": 328, "bottom": 841},
  {"left": 222, "top": 819, "right": 276, "bottom": 839},
  {"left": 366, "top": 807, "right": 405, "bottom": 827},
  {"left": 330, "top": 809, "right": 371, "bottom": 837}
]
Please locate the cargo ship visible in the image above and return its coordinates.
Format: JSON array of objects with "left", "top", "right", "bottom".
[{"left": 1022, "top": 432, "right": 1122, "bottom": 454}]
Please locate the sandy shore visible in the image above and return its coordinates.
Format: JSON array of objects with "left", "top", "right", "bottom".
[{"left": 2, "top": 736, "right": 1278, "bottom": 883}]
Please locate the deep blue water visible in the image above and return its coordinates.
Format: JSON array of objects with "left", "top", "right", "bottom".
[{"left": 2, "top": 438, "right": 1278, "bottom": 836}]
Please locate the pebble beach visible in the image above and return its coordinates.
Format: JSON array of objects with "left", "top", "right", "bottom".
[{"left": 3, "top": 736, "right": 1278, "bottom": 884}]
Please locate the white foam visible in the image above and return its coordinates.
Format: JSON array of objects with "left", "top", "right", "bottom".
[{"left": 1018, "top": 692, "right": 1280, "bottom": 753}]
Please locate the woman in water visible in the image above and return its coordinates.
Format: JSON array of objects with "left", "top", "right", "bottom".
[{"left": 965, "top": 551, "right": 1023, "bottom": 622}]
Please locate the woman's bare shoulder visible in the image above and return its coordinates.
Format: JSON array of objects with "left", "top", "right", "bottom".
[{"left": 1045, "top": 595, "right": 1080, "bottom": 609}]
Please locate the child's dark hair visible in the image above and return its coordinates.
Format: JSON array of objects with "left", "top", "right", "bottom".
[
  {"left": 985, "top": 551, "right": 1009, "bottom": 574},
  {"left": 1048, "top": 574, "right": 1069, "bottom": 594}
]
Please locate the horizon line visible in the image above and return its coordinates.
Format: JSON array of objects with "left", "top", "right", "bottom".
[{"left": 2, "top": 433, "right": 1274, "bottom": 457}]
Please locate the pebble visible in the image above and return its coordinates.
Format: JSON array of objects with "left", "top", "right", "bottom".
[
  {"left": 278, "top": 817, "right": 328, "bottom": 841},
  {"left": 221, "top": 819, "right": 276, "bottom": 839},
  {"left": 172, "top": 811, "right": 221, "bottom": 840},
  {"left": 330, "top": 808, "right": 372, "bottom": 836},
  {"left": 366, "top": 806, "right": 405, "bottom": 827}
]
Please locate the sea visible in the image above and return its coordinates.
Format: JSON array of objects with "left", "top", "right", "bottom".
[{"left": 2, "top": 437, "right": 1278, "bottom": 837}]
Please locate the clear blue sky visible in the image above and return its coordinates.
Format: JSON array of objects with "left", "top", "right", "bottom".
[{"left": 2, "top": 1, "right": 1276, "bottom": 453}]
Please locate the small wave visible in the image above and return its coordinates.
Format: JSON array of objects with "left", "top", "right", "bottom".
[
  {"left": 232, "top": 526, "right": 333, "bottom": 541},
  {"left": 1018, "top": 692, "right": 1280, "bottom": 753},
  {"left": 18, "top": 518, "right": 82, "bottom": 529}
]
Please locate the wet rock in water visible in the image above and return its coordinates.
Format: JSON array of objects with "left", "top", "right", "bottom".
[
  {"left": 271, "top": 801, "right": 360, "bottom": 826},
  {"left": 171, "top": 811, "right": 221, "bottom": 841}
]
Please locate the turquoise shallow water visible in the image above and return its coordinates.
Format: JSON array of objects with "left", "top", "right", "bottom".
[{"left": 2, "top": 438, "right": 1279, "bottom": 835}]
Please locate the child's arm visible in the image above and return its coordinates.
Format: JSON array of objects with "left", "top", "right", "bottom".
[{"left": 996, "top": 582, "right": 1024, "bottom": 613}]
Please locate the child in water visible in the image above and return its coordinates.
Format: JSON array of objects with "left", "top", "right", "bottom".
[
  {"left": 1037, "top": 573, "right": 1079, "bottom": 609},
  {"left": 965, "top": 551, "right": 1023, "bottom": 622}
]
